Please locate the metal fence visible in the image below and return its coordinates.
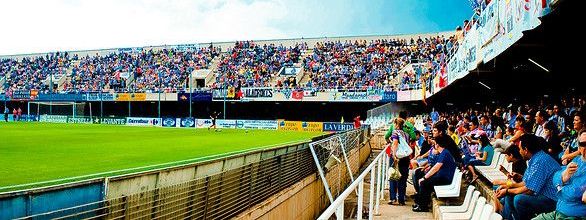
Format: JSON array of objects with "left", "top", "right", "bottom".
[
  {"left": 11, "top": 129, "right": 368, "bottom": 220},
  {"left": 309, "top": 129, "right": 365, "bottom": 205}
]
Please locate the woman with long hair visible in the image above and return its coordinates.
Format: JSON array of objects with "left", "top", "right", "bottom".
[{"left": 388, "top": 117, "right": 412, "bottom": 206}]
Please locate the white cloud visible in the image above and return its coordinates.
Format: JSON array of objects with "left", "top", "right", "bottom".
[{"left": 0, "top": 0, "right": 290, "bottom": 55}]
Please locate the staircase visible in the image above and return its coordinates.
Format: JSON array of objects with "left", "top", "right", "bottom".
[
  {"left": 204, "top": 56, "right": 221, "bottom": 87},
  {"left": 56, "top": 60, "right": 80, "bottom": 91},
  {"left": 0, "top": 76, "right": 5, "bottom": 92},
  {"left": 296, "top": 49, "right": 314, "bottom": 87}
]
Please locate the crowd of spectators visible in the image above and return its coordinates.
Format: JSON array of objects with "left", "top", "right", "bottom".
[
  {"left": 63, "top": 47, "right": 216, "bottom": 93},
  {"left": 212, "top": 41, "right": 305, "bottom": 89},
  {"left": 383, "top": 96, "right": 586, "bottom": 220},
  {"left": 302, "top": 36, "right": 454, "bottom": 91},
  {"left": 1, "top": 52, "right": 73, "bottom": 93},
  {"left": 0, "top": 33, "right": 465, "bottom": 93}
]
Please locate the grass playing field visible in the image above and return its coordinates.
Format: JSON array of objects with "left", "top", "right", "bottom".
[{"left": 0, "top": 122, "right": 323, "bottom": 191}]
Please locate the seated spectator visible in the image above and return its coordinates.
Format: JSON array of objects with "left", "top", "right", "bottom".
[
  {"left": 493, "top": 145, "right": 527, "bottom": 212},
  {"left": 411, "top": 129, "right": 436, "bottom": 194},
  {"left": 495, "top": 134, "right": 561, "bottom": 220},
  {"left": 491, "top": 127, "right": 514, "bottom": 152},
  {"left": 411, "top": 128, "right": 433, "bottom": 169},
  {"left": 432, "top": 120, "right": 463, "bottom": 166},
  {"left": 412, "top": 135, "right": 457, "bottom": 212},
  {"left": 561, "top": 111, "right": 585, "bottom": 165},
  {"left": 464, "top": 133, "right": 494, "bottom": 182},
  {"left": 480, "top": 115, "right": 494, "bottom": 138},
  {"left": 448, "top": 125, "right": 460, "bottom": 145},
  {"left": 543, "top": 120, "right": 563, "bottom": 164},
  {"left": 509, "top": 116, "right": 528, "bottom": 145},
  {"left": 533, "top": 129, "right": 586, "bottom": 219}
]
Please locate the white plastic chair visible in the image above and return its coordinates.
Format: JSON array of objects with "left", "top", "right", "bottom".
[
  {"left": 476, "top": 152, "right": 503, "bottom": 173},
  {"left": 477, "top": 204, "right": 495, "bottom": 220},
  {"left": 438, "top": 186, "right": 476, "bottom": 213},
  {"left": 439, "top": 190, "right": 481, "bottom": 214},
  {"left": 441, "top": 196, "right": 486, "bottom": 220},
  {"left": 434, "top": 169, "right": 462, "bottom": 190},
  {"left": 435, "top": 171, "right": 464, "bottom": 198}
]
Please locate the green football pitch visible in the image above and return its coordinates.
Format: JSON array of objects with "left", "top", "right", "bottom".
[{"left": 0, "top": 123, "right": 323, "bottom": 191}]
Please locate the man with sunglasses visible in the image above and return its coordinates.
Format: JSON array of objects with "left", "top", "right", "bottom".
[{"left": 533, "top": 130, "right": 586, "bottom": 220}]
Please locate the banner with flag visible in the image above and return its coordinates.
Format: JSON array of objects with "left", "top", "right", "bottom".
[{"left": 292, "top": 90, "right": 304, "bottom": 100}]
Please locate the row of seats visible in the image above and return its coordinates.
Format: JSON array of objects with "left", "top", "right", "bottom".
[
  {"left": 438, "top": 185, "right": 502, "bottom": 220},
  {"left": 475, "top": 152, "right": 513, "bottom": 183}
]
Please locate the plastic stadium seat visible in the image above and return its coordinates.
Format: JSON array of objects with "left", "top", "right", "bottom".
[
  {"left": 491, "top": 213, "right": 503, "bottom": 220},
  {"left": 480, "top": 155, "right": 508, "bottom": 182},
  {"left": 439, "top": 190, "right": 481, "bottom": 214},
  {"left": 470, "top": 198, "right": 489, "bottom": 220},
  {"left": 441, "top": 196, "right": 486, "bottom": 220},
  {"left": 434, "top": 170, "right": 462, "bottom": 191},
  {"left": 435, "top": 171, "right": 463, "bottom": 198},
  {"left": 477, "top": 204, "right": 495, "bottom": 220},
  {"left": 438, "top": 186, "right": 476, "bottom": 213},
  {"left": 475, "top": 152, "right": 502, "bottom": 173}
]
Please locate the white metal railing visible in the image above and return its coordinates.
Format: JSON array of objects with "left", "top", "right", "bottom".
[{"left": 317, "top": 144, "right": 390, "bottom": 220}]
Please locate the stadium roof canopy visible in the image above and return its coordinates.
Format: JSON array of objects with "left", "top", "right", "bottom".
[{"left": 428, "top": 0, "right": 582, "bottom": 107}]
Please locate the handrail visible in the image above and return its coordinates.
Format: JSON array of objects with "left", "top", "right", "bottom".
[{"left": 317, "top": 144, "right": 389, "bottom": 220}]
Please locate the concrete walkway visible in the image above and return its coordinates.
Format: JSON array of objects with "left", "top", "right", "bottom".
[
  {"left": 374, "top": 183, "right": 433, "bottom": 220},
  {"left": 342, "top": 157, "right": 434, "bottom": 220}
]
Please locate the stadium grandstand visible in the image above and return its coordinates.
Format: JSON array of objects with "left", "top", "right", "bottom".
[{"left": 1, "top": 0, "right": 583, "bottom": 219}]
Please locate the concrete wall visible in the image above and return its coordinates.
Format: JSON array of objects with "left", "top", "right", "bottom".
[
  {"left": 234, "top": 132, "right": 374, "bottom": 220},
  {"left": 0, "top": 180, "right": 105, "bottom": 220}
]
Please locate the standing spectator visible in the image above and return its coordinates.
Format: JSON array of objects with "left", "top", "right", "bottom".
[
  {"left": 495, "top": 134, "right": 560, "bottom": 220},
  {"left": 353, "top": 115, "right": 361, "bottom": 129},
  {"left": 3, "top": 106, "right": 8, "bottom": 122},
  {"left": 17, "top": 107, "right": 22, "bottom": 121},
  {"left": 388, "top": 118, "right": 411, "bottom": 206},
  {"left": 533, "top": 129, "right": 586, "bottom": 219},
  {"left": 385, "top": 111, "right": 417, "bottom": 142},
  {"left": 12, "top": 108, "right": 16, "bottom": 122}
]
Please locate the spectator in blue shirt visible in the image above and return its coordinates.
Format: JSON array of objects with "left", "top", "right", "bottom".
[
  {"left": 533, "top": 129, "right": 586, "bottom": 219},
  {"left": 551, "top": 105, "right": 567, "bottom": 138},
  {"left": 413, "top": 135, "right": 457, "bottom": 212},
  {"left": 495, "top": 134, "right": 561, "bottom": 220}
]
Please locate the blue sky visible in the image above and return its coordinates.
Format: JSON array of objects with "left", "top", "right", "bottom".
[{"left": 0, "top": 0, "right": 473, "bottom": 55}]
